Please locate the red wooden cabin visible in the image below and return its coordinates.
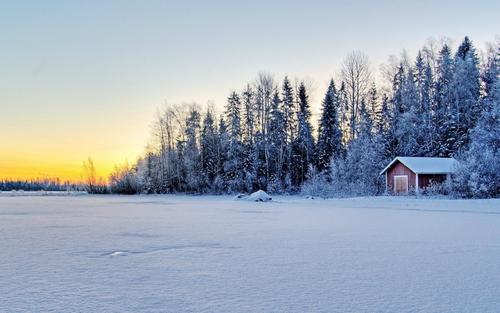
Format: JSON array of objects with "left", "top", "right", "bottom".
[{"left": 380, "top": 157, "right": 458, "bottom": 194}]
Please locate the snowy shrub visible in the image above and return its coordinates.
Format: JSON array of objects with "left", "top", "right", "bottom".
[
  {"left": 109, "top": 165, "right": 140, "bottom": 194},
  {"left": 452, "top": 150, "right": 499, "bottom": 198},
  {"left": 425, "top": 180, "right": 453, "bottom": 197},
  {"left": 300, "top": 172, "right": 336, "bottom": 198}
]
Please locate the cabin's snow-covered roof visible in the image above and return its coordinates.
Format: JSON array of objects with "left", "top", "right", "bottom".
[{"left": 380, "top": 157, "right": 459, "bottom": 175}]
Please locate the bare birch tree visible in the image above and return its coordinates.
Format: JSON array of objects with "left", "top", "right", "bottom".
[{"left": 340, "top": 51, "right": 372, "bottom": 141}]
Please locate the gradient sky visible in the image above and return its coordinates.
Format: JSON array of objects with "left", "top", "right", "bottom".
[{"left": 1, "top": 0, "right": 499, "bottom": 181}]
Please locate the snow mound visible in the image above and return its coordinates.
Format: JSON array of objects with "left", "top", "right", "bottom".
[
  {"left": 109, "top": 251, "right": 128, "bottom": 257},
  {"left": 239, "top": 190, "right": 272, "bottom": 202}
]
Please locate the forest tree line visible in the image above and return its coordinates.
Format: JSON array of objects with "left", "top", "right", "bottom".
[{"left": 106, "top": 36, "right": 499, "bottom": 198}]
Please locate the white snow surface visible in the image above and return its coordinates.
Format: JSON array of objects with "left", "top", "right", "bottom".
[
  {"left": 1, "top": 195, "right": 499, "bottom": 313},
  {"left": 0, "top": 190, "right": 87, "bottom": 197}
]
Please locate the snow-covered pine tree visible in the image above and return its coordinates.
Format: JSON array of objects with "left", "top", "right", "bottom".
[
  {"left": 224, "top": 92, "right": 245, "bottom": 192},
  {"left": 183, "top": 107, "right": 202, "bottom": 192},
  {"left": 241, "top": 84, "right": 258, "bottom": 191},
  {"left": 452, "top": 42, "right": 499, "bottom": 197},
  {"left": 330, "top": 97, "right": 386, "bottom": 196},
  {"left": 448, "top": 36, "right": 481, "bottom": 154},
  {"left": 292, "top": 82, "right": 315, "bottom": 187},
  {"left": 267, "top": 90, "right": 286, "bottom": 192},
  {"left": 281, "top": 76, "right": 295, "bottom": 183},
  {"left": 482, "top": 43, "right": 500, "bottom": 98},
  {"left": 242, "top": 84, "right": 255, "bottom": 146},
  {"left": 453, "top": 80, "right": 499, "bottom": 197},
  {"left": 200, "top": 109, "right": 218, "bottom": 190},
  {"left": 433, "top": 44, "right": 454, "bottom": 156},
  {"left": 316, "top": 79, "right": 343, "bottom": 172},
  {"left": 396, "top": 65, "right": 426, "bottom": 157},
  {"left": 213, "top": 115, "right": 229, "bottom": 192},
  {"left": 138, "top": 151, "right": 155, "bottom": 193},
  {"left": 415, "top": 50, "right": 434, "bottom": 155},
  {"left": 367, "top": 84, "right": 381, "bottom": 132}
]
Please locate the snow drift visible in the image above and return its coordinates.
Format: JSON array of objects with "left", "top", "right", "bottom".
[{"left": 236, "top": 190, "right": 272, "bottom": 202}]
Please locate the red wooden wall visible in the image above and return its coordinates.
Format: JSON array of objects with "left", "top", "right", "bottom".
[
  {"left": 387, "top": 161, "right": 416, "bottom": 193},
  {"left": 386, "top": 161, "right": 448, "bottom": 193}
]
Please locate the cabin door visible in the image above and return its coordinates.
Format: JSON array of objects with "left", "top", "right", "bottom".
[{"left": 394, "top": 175, "right": 408, "bottom": 194}]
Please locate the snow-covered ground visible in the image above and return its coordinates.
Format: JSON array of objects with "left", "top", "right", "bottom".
[
  {"left": 1, "top": 195, "right": 499, "bottom": 313},
  {"left": 0, "top": 190, "right": 87, "bottom": 197}
]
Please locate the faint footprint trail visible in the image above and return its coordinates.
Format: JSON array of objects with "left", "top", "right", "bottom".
[{"left": 100, "top": 242, "right": 238, "bottom": 258}]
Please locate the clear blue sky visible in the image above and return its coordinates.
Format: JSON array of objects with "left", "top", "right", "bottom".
[{"left": 0, "top": 0, "right": 498, "bottom": 180}]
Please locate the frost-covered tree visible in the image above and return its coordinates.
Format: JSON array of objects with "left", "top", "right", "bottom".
[
  {"left": 292, "top": 82, "right": 315, "bottom": 187},
  {"left": 281, "top": 76, "right": 296, "bottom": 181},
  {"left": 448, "top": 36, "right": 481, "bottom": 154},
  {"left": 452, "top": 44, "right": 499, "bottom": 198},
  {"left": 316, "top": 79, "right": 343, "bottom": 171},
  {"left": 254, "top": 73, "right": 276, "bottom": 185},
  {"left": 241, "top": 84, "right": 255, "bottom": 146},
  {"left": 241, "top": 85, "right": 258, "bottom": 191},
  {"left": 328, "top": 99, "right": 386, "bottom": 196},
  {"left": 341, "top": 51, "right": 372, "bottom": 141},
  {"left": 183, "top": 107, "right": 202, "bottom": 191},
  {"left": 109, "top": 163, "right": 140, "bottom": 194},
  {"left": 224, "top": 92, "right": 245, "bottom": 192},
  {"left": 453, "top": 81, "right": 499, "bottom": 197},
  {"left": 267, "top": 90, "right": 286, "bottom": 192},
  {"left": 200, "top": 109, "right": 218, "bottom": 190},
  {"left": 433, "top": 44, "right": 455, "bottom": 156},
  {"left": 395, "top": 65, "right": 427, "bottom": 157},
  {"left": 137, "top": 151, "right": 156, "bottom": 193},
  {"left": 415, "top": 50, "right": 434, "bottom": 155}
]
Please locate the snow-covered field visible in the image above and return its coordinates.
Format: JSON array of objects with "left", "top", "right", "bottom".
[{"left": 1, "top": 195, "right": 499, "bottom": 313}]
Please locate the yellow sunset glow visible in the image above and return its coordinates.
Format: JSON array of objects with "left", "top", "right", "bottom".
[{"left": 0, "top": 117, "right": 150, "bottom": 182}]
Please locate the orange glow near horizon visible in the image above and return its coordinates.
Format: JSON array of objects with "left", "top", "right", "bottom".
[
  {"left": 0, "top": 115, "right": 152, "bottom": 183},
  {"left": 0, "top": 155, "right": 114, "bottom": 183}
]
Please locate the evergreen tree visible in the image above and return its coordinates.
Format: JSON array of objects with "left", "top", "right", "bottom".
[
  {"left": 183, "top": 107, "right": 202, "bottom": 191},
  {"left": 267, "top": 90, "right": 286, "bottom": 191},
  {"left": 415, "top": 50, "right": 434, "bottom": 155},
  {"left": 329, "top": 96, "right": 386, "bottom": 196},
  {"left": 242, "top": 84, "right": 255, "bottom": 145},
  {"left": 224, "top": 92, "right": 245, "bottom": 192},
  {"left": 200, "top": 109, "right": 218, "bottom": 190},
  {"left": 316, "top": 79, "right": 343, "bottom": 172},
  {"left": 453, "top": 80, "right": 499, "bottom": 197},
  {"left": 241, "top": 85, "right": 258, "bottom": 191},
  {"left": 213, "top": 116, "right": 229, "bottom": 192},
  {"left": 433, "top": 44, "right": 454, "bottom": 156},
  {"left": 367, "top": 84, "right": 380, "bottom": 131},
  {"left": 292, "top": 82, "right": 314, "bottom": 187},
  {"left": 281, "top": 76, "right": 295, "bottom": 182},
  {"left": 140, "top": 151, "right": 155, "bottom": 193},
  {"left": 448, "top": 36, "right": 481, "bottom": 154}
]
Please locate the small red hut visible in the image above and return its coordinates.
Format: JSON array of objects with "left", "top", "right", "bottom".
[{"left": 380, "top": 157, "right": 458, "bottom": 194}]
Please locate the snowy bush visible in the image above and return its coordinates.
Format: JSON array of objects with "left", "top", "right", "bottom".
[
  {"left": 300, "top": 172, "right": 337, "bottom": 198},
  {"left": 424, "top": 180, "right": 453, "bottom": 197},
  {"left": 109, "top": 165, "right": 140, "bottom": 194}
]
